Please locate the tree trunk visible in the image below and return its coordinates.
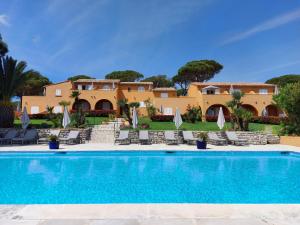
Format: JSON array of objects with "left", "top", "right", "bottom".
[{"left": 0, "top": 102, "right": 14, "bottom": 128}]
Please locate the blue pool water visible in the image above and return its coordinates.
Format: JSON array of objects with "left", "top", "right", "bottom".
[{"left": 1, "top": 151, "right": 300, "bottom": 204}]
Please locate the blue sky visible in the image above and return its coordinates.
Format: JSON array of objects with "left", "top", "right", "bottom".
[{"left": 0, "top": 0, "right": 300, "bottom": 83}]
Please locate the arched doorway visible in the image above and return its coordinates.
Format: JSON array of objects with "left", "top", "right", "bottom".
[
  {"left": 241, "top": 104, "right": 258, "bottom": 116},
  {"left": 72, "top": 99, "right": 91, "bottom": 111},
  {"left": 95, "top": 99, "right": 113, "bottom": 110},
  {"left": 263, "top": 105, "right": 281, "bottom": 117},
  {"left": 205, "top": 104, "right": 230, "bottom": 121}
]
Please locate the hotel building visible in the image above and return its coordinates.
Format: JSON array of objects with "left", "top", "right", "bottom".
[{"left": 22, "top": 79, "right": 281, "bottom": 120}]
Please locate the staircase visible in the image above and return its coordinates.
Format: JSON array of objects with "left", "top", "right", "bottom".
[{"left": 89, "top": 122, "right": 121, "bottom": 143}]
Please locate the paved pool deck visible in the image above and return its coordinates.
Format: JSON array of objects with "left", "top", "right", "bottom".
[
  {"left": 0, "top": 143, "right": 299, "bottom": 152},
  {"left": 1, "top": 143, "right": 300, "bottom": 225},
  {"left": 1, "top": 204, "right": 300, "bottom": 225}
]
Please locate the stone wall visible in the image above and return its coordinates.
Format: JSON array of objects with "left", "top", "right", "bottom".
[
  {"left": 116, "top": 130, "right": 280, "bottom": 145},
  {"left": 0, "top": 128, "right": 92, "bottom": 144}
]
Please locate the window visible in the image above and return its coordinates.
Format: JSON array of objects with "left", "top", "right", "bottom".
[
  {"left": 163, "top": 107, "right": 173, "bottom": 115},
  {"left": 103, "top": 85, "right": 110, "bottom": 90},
  {"left": 139, "top": 101, "right": 145, "bottom": 107},
  {"left": 160, "top": 92, "right": 168, "bottom": 98},
  {"left": 207, "top": 89, "right": 215, "bottom": 95},
  {"left": 55, "top": 89, "right": 62, "bottom": 96},
  {"left": 53, "top": 106, "right": 62, "bottom": 114},
  {"left": 259, "top": 89, "right": 268, "bottom": 94},
  {"left": 30, "top": 106, "right": 39, "bottom": 114},
  {"left": 138, "top": 86, "right": 145, "bottom": 92},
  {"left": 128, "top": 87, "right": 131, "bottom": 92}
]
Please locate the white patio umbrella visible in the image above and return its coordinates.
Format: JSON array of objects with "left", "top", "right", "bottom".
[
  {"left": 173, "top": 108, "right": 183, "bottom": 130},
  {"left": 21, "top": 107, "right": 30, "bottom": 129},
  {"left": 132, "top": 107, "right": 138, "bottom": 129},
  {"left": 229, "top": 84, "right": 234, "bottom": 94},
  {"left": 274, "top": 85, "right": 279, "bottom": 95},
  {"left": 217, "top": 107, "right": 225, "bottom": 130},
  {"left": 112, "top": 81, "right": 115, "bottom": 90},
  {"left": 16, "top": 101, "right": 20, "bottom": 112},
  {"left": 62, "top": 106, "right": 71, "bottom": 128},
  {"left": 262, "top": 108, "right": 268, "bottom": 117}
]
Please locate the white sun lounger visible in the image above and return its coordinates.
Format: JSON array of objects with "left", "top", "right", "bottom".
[
  {"left": 182, "top": 131, "right": 197, "bottom": 145},
  {"left": 59, "top": 130, "right": 80, "bottom": 144},
  {"left": 12, "top": 129, "right": 38, "bottom": 145},
  {"left": 38, "top": 130, "right": 60, "bottom": 144},
  {"left": 225, "top": 131, "right": 248, "bottom": 146},
  {"left": 165, "top": 131, "right": 178, "bottom": 145},
  {"left": 0, "top": 129, "right": 18, "bottom": 145},
  {"left": 115, "top": 130, "right": 130, "bottom": 145},
  {"left": 208, "top": 132, "right": 228, "bottom": 145},
  {"left": 139, "top": 130, "right": 150, "bottom": 145}
]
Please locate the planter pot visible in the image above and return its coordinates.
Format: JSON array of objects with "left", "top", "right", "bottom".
[
  {"left": 49, "top": 141, "right": 60, "bottom": 149},
  {"left": 196, "top": 140, "right": 207, "bottom": 149}
]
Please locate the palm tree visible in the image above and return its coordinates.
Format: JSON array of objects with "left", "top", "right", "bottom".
[
  {"left": 0, "top": 56, "right": 32, "bottom": 127},
  {"left": 0, "top": 34, "right": 8, "bottom": 57}
]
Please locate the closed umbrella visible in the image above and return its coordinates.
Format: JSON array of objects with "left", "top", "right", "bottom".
[
  {"left": 132, "top": 107, "right": 138, "bottom": 129},
  {"left": 173, "top": 108, "right": 183, "bottom": 130},
  {"left": 16, "top": 101, "right": 20, "bottom": 112},
  {"left": 62, "top": 106, "right": 71, "bottom": 128},
  {"left": 21, "top": 107, "right": 30, "bottom": 129},
  {"left": 262, "top": 108, "right": 268, "bottom": 117},
  {"left": 217, "top": 107, "right": 225, "bottom": 130},
  {"left": 229, "top": 84, "right": 234, "bottom": 94},
  {"left": 160, "top": 105, "right": 164, "bottom": 114},
  {"left": 274, "top": 85, "right": 279, "bottom": 95}
]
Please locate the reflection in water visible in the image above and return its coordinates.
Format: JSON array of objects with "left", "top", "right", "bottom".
[{"left": 0, "top": 152, "right": 300, "bottom": 203}]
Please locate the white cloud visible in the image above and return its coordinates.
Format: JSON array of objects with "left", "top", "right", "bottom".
[
  {"left": 81, "top": 0, "right": 214, "bottom": 71},
  {"left": 222, "top": 8, "right": 300, "bottom": 45},
  {"left": 247, "top": 59, "right": 300, "bottom": 76},
  {"left": 0, "top": 14, "right": 9, "bottom": 26}
]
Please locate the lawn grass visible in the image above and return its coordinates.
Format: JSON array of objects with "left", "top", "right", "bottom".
[
  {"left": 14, "top": 117, "right": 280, "bottom": 134},
  {"left": 138, "top": 117, "right": 279, "bottom": 132}
]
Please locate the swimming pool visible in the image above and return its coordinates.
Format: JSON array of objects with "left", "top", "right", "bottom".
[{"left": 0, "top": 151, "right": 300, "bottom": 204}]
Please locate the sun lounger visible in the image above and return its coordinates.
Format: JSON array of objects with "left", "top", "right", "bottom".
[
  {"left": 38, "top": 130, "right": 60, "bottom": 144},
  {"left": 182, "top": 131, "right": 197, "bottom": 145},
  {"left": 208, "top": 132, "right": 228, "bottom": 145},
  {"left": 225, "top": 131, "right": 248, "bottom": 146},
  {"left": 0, "top": 129, "right": 18, "bottom": 145},
  {"left": 139, "top": 130, "right": 150, "bottom": 145},
  {"left": 164, "top": 131, "right": 178, "bottom": 145},
  {"left": 12, "top": 129, "right": 38, "bottom": 145},
  {"left": 115, "top": 130, "right": 130, "bottom": 145},
  {"left": 59, "top": 130, "right": 80, "bottom": 144}
]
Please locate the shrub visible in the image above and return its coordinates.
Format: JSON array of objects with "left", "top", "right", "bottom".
[
  {"left": 184, "top": 105, "right": 202, "bottom": 123},
  {"left": 141, "top": 123, "right": 150, "bottom": 129},
  {"left": 83, "top": 110, "right": 116, "bottom": 117},
  {"left": 251, "top": 116, "right": 286, "bottom": 125},
  {"left": 145, "top": 99, "right": 157, "bottom": 117},
  {"left": 273, "top": 82, "right": 300, "bottom": 135},
  {"left": 205, "top": 115, "right": 231, "bottom": 122},
  {"left": 151, "top": 115, "right": 174, "bottom": 122},
  {"left": 49, "top": 135, "right": 58, "bottom": 142},
  {"left": 29, "top": 113, "right": 49, "bottom": 120}
]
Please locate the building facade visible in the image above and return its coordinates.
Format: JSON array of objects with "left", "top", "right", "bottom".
[{"left": 22, "top": 79, "right": 281, "bottom": 120}]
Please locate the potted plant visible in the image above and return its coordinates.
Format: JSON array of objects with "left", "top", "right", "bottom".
[
  {"left": 196, "top": 132, "right": 208, "bottom": 149},
  {"left": 49, "top": 135, "right": 59, "bottom": 149}
]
